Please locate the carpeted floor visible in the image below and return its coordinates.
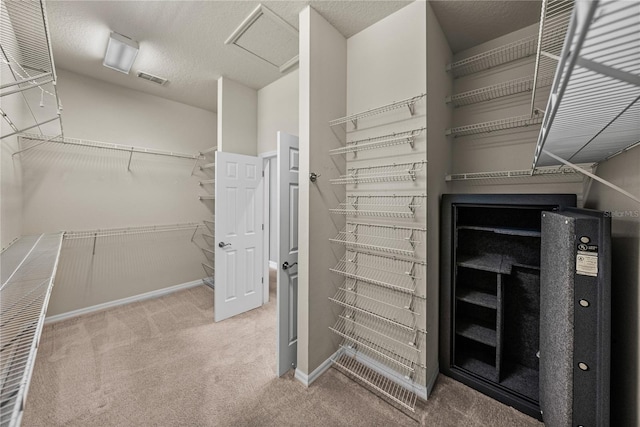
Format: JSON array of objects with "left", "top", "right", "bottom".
[{"left": 23, "top": 276, "right": 543, "bottom": 426}]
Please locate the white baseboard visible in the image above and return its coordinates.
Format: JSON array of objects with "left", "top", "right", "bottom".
[
  {"left": 269, "top": 260, "right": 277, "bottom": 269},
  {"left": 45, "top": 279, "right": 204, "bottom": 324},
  {"left": 295, "top": 347, "right": 344, "bottom": 387}
]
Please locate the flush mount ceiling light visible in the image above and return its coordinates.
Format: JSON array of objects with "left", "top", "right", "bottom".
[{"left": 103, "top": 32, "right": 139, "bottom": 74}]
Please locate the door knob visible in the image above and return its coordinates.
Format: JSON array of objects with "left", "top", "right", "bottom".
[
  {"left": 218, "top": 242, "right": 231, "bottom": 248},
  {"left": 282, "top": 261, "right": 297, "bottom": 270}
]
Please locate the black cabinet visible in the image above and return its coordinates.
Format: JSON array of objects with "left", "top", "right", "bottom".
[{"left": 440, "top": 194, "right": 576, "bottom": 419}]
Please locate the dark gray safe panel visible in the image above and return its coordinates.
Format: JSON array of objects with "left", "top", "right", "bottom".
[{"left": 540, "top": 209, "right": 611, "bottom": 427}]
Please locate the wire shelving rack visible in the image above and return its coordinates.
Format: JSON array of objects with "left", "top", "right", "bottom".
[
  {"left": 330, "top": 161, "right": 426, "bottom": 185},
  {"left": 330, "top": 195, "right": 425, "bottom": 218},
  {"left": 446, "top": 113, "right": 544, "bottom": 138},
  {"left": 329, "top": 222, "right": 426, "bottom": 257},
  {"left": 329, "top": 94, "right": 425, "bottom": 130},
  {"left": 329, "top": 128, "right": 425, "bottom": 156}
]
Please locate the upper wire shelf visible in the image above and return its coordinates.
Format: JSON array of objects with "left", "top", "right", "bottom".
[
  {"left": 18, "top": 133, "right": 204, "bottom": 161},
  {"left": 330, "top": 161, "right": 426, "bottom": 185},
  {"left": 446, "top": 165, "right": 583, "bottom": 182},
  {"left": 446, "top": 34, "right": 538, "bottom": 78},
  {"left": 199, "top": 146, "right": 218, "bottom": 155},
  {"left": 63, "top": 223, "right": 201, "bottom": 240},
  {"left": 0, "top": 233, "right": 63, "bottom": 427},
  {"left": 533, "top": 0, "right": 640, "bottom": 169},
  {"left": 329, "top": 222, "right": 426, "bottom": 257},
  {"left": 446, "top": 74, "right": 555, "bottom": 107},
  {"left": 329, "top": 250, "right": 426, "bottom": 295},
  {"left": 329, "top": 94, "right": 425, "bottom": 130},
  {"left": 329, "top": 195, "right": 426, "bottom": 218},
  {"left": 446, "top": 113, "right": 544, "bottom": 137},
  {"left": 1, "top": 0, "right": 63, "bottom": 141},
  {"left": 329, "top": 128, "right": 425, "bottom": 156}
]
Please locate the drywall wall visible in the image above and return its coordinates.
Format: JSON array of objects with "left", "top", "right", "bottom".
[
  {"left": 345, "top": 0, "right": 428, "bottom": 388},
  {"left": 20, "top": 69, "right": 216, "bottom": 315},
  {"left": 0, "top": 103, "right": 24, "bottom": 249},
  {"left": 297, "top": 6, "right": 347, "bottom": 376},
  {"left": 448, "top": 23, "right": 584, "bottom": 198},
  {"left": 217, "top": 76, "right": 257, "bottom": 156},
  {"left": 257, "top": 70, "right": 299, "bottom": 154},
  {"left": 584, "top": 149, "right": 640, "bottom": 427},
  {"left": 426, "top": 0, "right": 453, "bottom": 391}
]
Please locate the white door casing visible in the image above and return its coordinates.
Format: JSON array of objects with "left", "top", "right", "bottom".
[
  {"left": 215, "top": 151, "right": 264, "bottom": 322},
  {"left": 276, "top": 132, "right": 299, "bottom": 376}
]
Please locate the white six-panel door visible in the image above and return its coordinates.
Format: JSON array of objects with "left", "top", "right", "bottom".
[
  {"left": 215, "top": 151, "right": 264, "bottom": 322},
  {"left": 276, "top": 132, "right": 299, "bottom": 376}
]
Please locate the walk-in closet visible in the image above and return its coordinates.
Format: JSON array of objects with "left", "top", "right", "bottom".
[{"left": 1, "top": 1, "right": 638, "bottom": 426}]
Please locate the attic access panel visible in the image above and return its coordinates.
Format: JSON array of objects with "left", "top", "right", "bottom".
[{"left": 225, "top": 4, "right": 299, "bottom": 73}]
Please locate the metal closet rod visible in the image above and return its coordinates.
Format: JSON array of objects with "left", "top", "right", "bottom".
[
  {"left": 18, "top": 133, "right": 205, "bottom": 160},
  {"left": 63, "top": 223, "right": 202, "bottom": 240}
]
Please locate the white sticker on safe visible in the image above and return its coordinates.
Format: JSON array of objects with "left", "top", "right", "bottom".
[{"left": 576, "top": 251, "right": 598, "bottom": 277}]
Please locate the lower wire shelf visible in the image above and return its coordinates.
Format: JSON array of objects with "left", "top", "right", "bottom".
[
  {"left": 333, "top": 352, "right": 419, "bottom": 412},
  {"left": 202, "top": 276, "right": 215, "bottom": 289}
]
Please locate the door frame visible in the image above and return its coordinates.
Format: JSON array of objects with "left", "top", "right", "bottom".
[{"left": 260, "top": 150, "right": 277, "bottom": 304}]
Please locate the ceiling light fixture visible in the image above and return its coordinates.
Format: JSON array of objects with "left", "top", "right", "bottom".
[{"left": 103, "top": 32, "right": 139, "bottom": 74}]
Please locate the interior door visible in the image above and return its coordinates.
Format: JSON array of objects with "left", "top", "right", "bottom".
[
  {"left": 214, "top": 151, "right": 264, "bottom": 322},
  {"left": 276, "top": 132, "right": 299, "bottom": 376}
]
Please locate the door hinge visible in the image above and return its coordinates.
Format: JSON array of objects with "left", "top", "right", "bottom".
[
  {"left": 261, "top": 277, "right": 264, "bottom": 284},
  {"left": 262, "top": 171, "right": 265, "bottom": 177},
  {"left": 262, "top": 224, "right": 264, "bottom": 230}
]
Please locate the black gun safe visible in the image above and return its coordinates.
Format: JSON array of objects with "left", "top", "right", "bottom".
[{"left": 440, "top": 194, "right": 611, "bottom": 425}]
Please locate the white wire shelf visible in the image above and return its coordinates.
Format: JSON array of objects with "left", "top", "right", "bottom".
[
  {"left": 333, "top": 352, "right": 418, "bottom": 412},
  {"left": 329, "top": 128, "right": 425, "bottom": 156},
  {"left": 330, "top": 287, "right": 418, "bottom": 332},
  {"left": 446, "top": 74, "right": 555, "bottom": 107},
  {"left": 329, "top": 222, "right": 426, "bottom": 257},
  {"left": 199, "top": 179, "right": 215, "bottom": 185},
  {"left": 199, "top": 195, "right": 215, "bottom": 201},
  {"left": 329, "top": 316, "right": 422, "bottom": 376},
  {"left": 202, "top": 276, "right": 215, "bottom": 289},
  {"left": 1, "top": 233, "right": 63, "bottom": 427},
  {"left": 1, "top": 0, "right": 63, "bottom": 141},
  {"left": 446, "top": 113, "right": 544, "bottom": 138},
  {"left": 63, "top": 223, "right": 201, "bottom": 240},
  {"left": 330, "top": 250, "right": 426, "bottom": 295},
  {"left": 447, "top": 34, "right": 539, "bottom": 78},
  {"left": 199, "top": 163, "right": 215, "bottom": 170},
  {"left": 199, "top": 146, "right": 218, "bottom": 155},
  {"left": 18, "top": 133, "right": 204, "bottom": 161},
  {"left": 534, "top": 0, "right": 640, "bottom": 168},
  {"left": 338, "top": 312, "right": 424, "bottom": 354},
  {"left": 446, "top": 165, "right": 584, "bottom": 182},
  {"left": 330, "top": 161, "right": 426, "bottom": 185},
  {"left": 329, "top": 195, "right": 426, "bottom": 218},
  {"left": 202, "top": 263, "right": 215, "bottom": 277},
  {"left": 329, "top": 93, "right": 425, "bottom": 130}
]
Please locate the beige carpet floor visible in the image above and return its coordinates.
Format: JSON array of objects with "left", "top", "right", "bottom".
[{"left": 23, "top": 278, "right": 543, "bottom": 426}]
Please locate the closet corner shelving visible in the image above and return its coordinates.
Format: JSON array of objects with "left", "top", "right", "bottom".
[
  {"left": 532, "top": 0, "right": 640, "bottom": 203},
  {"left": 445, "top": 0, "right": 577, "bottom": 182},
  {"left": 0, "top": 0, "right": 64, "bottom": 141},
  {"left": 326, "top": 93, "right": 427, "bottom": 413},
  {"left": 197, "top": 147, "right": 216, "bottom": 287}
]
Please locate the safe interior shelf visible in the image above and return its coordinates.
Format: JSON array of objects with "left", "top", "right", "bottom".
[
  {"left": 455, "top": 319, "right": 497, "bottom": 348},
  {"left": 331, "top": 285, "right": 419, "bottom": 331},
  {"left": 329, "top": 195, "right": 425, "bottom": 218},
  {"left": 0, "top": 233, "right": 63, "bottom": 427},
  {"left": 329, "top": 128, "right": 425, "bottom": 156},
  {"left": 446, "top": 113, "right": 544, "bottom": 137},
  {"left": 333, "top": 352, "right": 418, "bottom": 412},
  {"left": 330, "top": 161, "right": 426, "bottom": 185},
  {"left": 329, "top": 93, "right": 425, "bottom": 130},
  {"left": 457, "top": 225, "right": 541, "bottom": 238},
  {"left": 456, "top": 288, "right": 498, "bottom": 310},
  {"left": 0, "top": 0, "right": 63, "bottom": 141},
  {"left": 329, "top": 222, "right": 426, "bottom": 257},
  {"left": 330, "top": 251, "right": 425, "bottom": 295},
  {"left": 533, "top": 0, "right": 640, "bottom": 169},
  {"left": 446, "top": 74, "right": 555, "bottom": 107},
  {"left": 446, "top": 34, "right": 538, "bottom": 78}
]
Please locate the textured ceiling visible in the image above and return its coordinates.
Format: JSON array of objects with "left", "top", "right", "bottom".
[
  {"left": 46, "top": 1, "right": 411, "bottom": 112},
  {"left": 430, "top": 1, "right": 542, "bottom": 54}
]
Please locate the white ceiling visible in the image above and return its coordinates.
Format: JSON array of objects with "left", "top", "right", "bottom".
[
  {"left": 46, "top": 1, "right": 411, "bottom": 112},
  {"left": 430, "top": 0, "right": 542, "bottom": 54}
]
